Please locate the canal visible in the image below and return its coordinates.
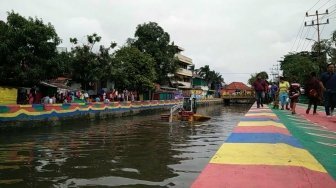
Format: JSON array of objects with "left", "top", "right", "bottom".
[{"left": 0, "top": 104, "right": 251, "bottom": 187}]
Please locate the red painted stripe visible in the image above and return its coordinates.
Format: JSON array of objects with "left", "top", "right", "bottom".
[
  {"left": 233, "top": 126, "right": 291, "bottom": 135},
  {"left": 192, "top": 164, "right": 336, "bottom": 188},
  {"left": 296, "top": 106, "right": 336, "bottom": 132}
]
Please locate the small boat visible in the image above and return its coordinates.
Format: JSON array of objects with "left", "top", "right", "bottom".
[
  {"left": 192, "top": 114, "right": 211, "bottom": 121},
  {"left": 161, "top": 97, "right": 211, "bottom": 122}
]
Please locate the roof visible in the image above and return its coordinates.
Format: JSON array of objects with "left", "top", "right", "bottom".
[{"left": 224, "top": 82, "right": 252, "bottom": 91}]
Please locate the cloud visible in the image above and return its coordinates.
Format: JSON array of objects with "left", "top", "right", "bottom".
[{"left": 0, "top": 0, "right": 335, "bottom": 84}]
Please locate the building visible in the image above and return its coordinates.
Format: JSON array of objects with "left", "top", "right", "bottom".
[
  {"left": 171, "top": 46, "right": 194, "bottom": 97},
  {"left": 191, "top": 74, "right": 209, "bottom": 99},
  {"left": 221, "top": 82, "right": 252, "bottom": 96}
]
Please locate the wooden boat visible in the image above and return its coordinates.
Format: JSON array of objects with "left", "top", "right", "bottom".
[{"left": 161, "top": 97, "right": 211, "bottom": 122}]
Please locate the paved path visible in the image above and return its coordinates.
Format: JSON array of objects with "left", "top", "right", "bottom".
[
  {"left": 272, "top": 104, "right": 336, "bottom": 179},
  {"left": 192, "top": 104, "right": 336, "bottom": 188}
]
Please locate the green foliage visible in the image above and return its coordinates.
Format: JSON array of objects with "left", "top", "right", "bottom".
[
  {"left": 114, "top": 46, "right": 156, "bottom": 92},
  {"left": 48, "top": 52, "right": 72, "bottom": 78},
  {"left": 0, "top": 11, "right": 60, "bottom": 86},
  {"left": 309, "top": 30, "right": 336, "bottom": 72},
  {"left": 280, "top": 52, "right": 319, "bottom": 84},
  {"left": 132, "top": 22, "right": 178, "bottom": 85},
  {"left": 70, "top": 33, "right": 116, "bottom": 90},
  {"left": 248, "top": 71, "right": 269, "bottom": 86},
  {"left": 197, "top": 65, "right": 224, "bottom": 89}
]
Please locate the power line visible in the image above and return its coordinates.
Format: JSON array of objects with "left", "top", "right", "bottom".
[
  {"left": 320, "top": 24, "right": 327, "bottom": 36},
  {"left": 317, "top": 0, "right": 333, "bottom": 10},
  {"left": 324, "top": 3, "right": 336, "bottom": 11},
  {"left": 300, "top": 26, "right": 312, "bottom": 51},
  {"left": 291, "top": 16, "right": 306, "bottom": 52},
  {"left": 304, "top": 29, "right": 317, "bottom": 51},
  {"left": 295, "top": 24, "right": 307, "bottom": 51},
  {"left": 307, "top": 0, "right": 322, "bottom": 12}
]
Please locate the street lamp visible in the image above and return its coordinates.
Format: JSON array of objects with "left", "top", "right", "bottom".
[
  {"left": 305, "top": 38, "right": 324, "bottom": 72},
  {"left": 305, "top": 38, "right": 317, "bottom": 42}
]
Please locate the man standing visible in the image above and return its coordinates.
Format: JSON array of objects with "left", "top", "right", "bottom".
[
  {"left": 253, "top": 74, "right": 267, "bottom": 108},
  {"left": 320, "top": 63, "right": 336, "bottom": 117}
]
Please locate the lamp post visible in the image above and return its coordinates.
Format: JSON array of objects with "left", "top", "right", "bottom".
[{"left": 305, "top": 37, "right": 323, "bottom": 72}]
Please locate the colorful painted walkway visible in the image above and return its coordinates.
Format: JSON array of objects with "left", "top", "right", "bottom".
[{"left": 192, "top": 104, "right": 336, "bottom": 188}]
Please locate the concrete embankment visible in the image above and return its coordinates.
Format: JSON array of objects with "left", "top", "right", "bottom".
[
  {"left": 192, "top": 103, "right": 336, "bottom": 188},
  {"left": 0, "top": 99, "right": 222, "bottom": 128}
]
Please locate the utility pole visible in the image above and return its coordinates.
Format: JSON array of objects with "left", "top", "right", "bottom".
[
  {"left": 305, "top": 10, "right": 329, "bottom": 71},
  {"left": 270, "top": 63, "right": 280, "bottom": 83}
]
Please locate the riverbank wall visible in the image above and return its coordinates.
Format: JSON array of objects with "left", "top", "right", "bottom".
[{"left": 0, "top": 99, "right": 222, "bottom": 126}]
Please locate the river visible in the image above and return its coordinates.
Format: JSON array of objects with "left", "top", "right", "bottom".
[{"left": 0, "top": 104, "right": 251, "bottom": 188}]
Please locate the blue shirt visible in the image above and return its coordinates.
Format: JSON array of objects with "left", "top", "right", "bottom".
[
  {"left": 271, "top": 85, "right": 278, "bottom": 94},
  {"left": 321, "top": 72, "right": 336, "bottom": 91},
  {"left": 325, "top": 74, "right": 336, "bottom": 92}
]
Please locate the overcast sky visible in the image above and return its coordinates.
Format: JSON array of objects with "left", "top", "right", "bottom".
[{"left": 1, "top": 0, "right": 335, "bottom": 84}]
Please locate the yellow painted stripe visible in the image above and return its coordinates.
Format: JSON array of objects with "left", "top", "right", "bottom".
[
  {"left": 245, "top": 113, "right": 277, "bottom": 117},
  {"left": 0, "top": 102, "right": 180, "bottom": 118},
  {"left": 210, "top": 143, "right": 326, "bottom": 173},
  {"left": 238, "top": 121, "right": 286, "bottom": 128}
]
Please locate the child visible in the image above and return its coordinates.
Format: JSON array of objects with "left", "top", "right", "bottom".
[
  {"left": 288, "top": 83, "right": 300, "bottom": 114},
  {"left": 273, "top": 93, "right": 279, "bottom": 109}
]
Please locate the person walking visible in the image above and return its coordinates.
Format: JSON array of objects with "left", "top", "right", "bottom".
[
  {"left": 253, "top": 74, "right": 267, "bottom": 108},
  {"left": 278, "top": 76, "right": 290, "bottom": 110},
  {"left": 288, "top": 83, "right": 300, "bottom": 114},
  {"left": 320, "top": 63, "right": 336, "bottom": 117},
  {"left": 305, "top": 72, "right": 321, "bottom": 115},
  {"left": 270, "top": 82, "right": 278, "bottom": 102}
]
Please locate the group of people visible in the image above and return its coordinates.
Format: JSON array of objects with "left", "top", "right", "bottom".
[
  {"left": 21, "top": 87, "right": 139, "bottom": 105},
  {"left": 252, "top": 63, "right": 336, "bottom": 117}
]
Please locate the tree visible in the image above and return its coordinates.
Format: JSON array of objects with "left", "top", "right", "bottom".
[
  {"left": 248, "top": 71, "right": 268, "bottom": 86},
  {"left": 309, "top": 30, "right": 336, "bottom": 72},
  {"left": 197, "top": 65, "right": 224, "bottom": 89},
  {"left": 132, "top": 22, "right": 178, "bottom": 85},
  {"left": 280, "top": 52, "right": 318, "bottom": 84},
  {"left": 114, "top": 46, "right": 156, "bottom": 93},
  {"left": 70, "top": 33, "right": 116, "bottom": 90},
  {"left": 0, "top": 11, "right": 61, "bottom": 86},
  {"left": 198, "top": 65, "right": 211, "bottom": 83},
  {"left": 47, "top": 51, "right": 72, "bottom": 78}
]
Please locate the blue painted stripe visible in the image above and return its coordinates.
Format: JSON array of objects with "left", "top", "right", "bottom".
[{"left": 226, "top": 133, "right": 303, "bottom": 148}]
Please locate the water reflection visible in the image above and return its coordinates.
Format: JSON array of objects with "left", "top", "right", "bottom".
[{"left": 0, "top": 104, "right": 250, "bottom": 187}]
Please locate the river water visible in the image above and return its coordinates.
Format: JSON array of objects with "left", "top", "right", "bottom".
[{"left": 0, "top": 104, "right": 250, "bottom": 188}]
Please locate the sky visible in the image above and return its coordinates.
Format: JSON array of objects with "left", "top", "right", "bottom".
[{"left": 1, "top": 0, "right": 335, "bottom": 84}]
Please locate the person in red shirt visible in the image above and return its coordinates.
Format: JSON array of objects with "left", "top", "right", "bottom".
[{"left": 305, "top": 72, "right": 321, "bottom": 115}]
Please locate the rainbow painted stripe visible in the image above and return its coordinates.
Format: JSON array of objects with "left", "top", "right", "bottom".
[
  {"left": 0, "top": 99, "right": 222, "bottom": 122},
  {"left": 0, "top": 100, "right": 180, "bottom": 122},
  {"left": 192, "top": 104, "right": 336, "bottom": 188}
]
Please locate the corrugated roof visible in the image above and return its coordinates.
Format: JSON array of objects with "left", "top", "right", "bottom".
[{"left": 225, "top": 82, "right": 252, "bottom": 90}]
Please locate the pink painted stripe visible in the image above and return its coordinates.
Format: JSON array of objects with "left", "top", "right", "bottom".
[
  {"left": 233, "top": 126, "right": 291, "bottom": 135},
  {"left": 192, "top": 164, "right": 336, "bottom": 188}
]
